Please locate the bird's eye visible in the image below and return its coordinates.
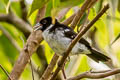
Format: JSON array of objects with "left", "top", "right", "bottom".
[{"left": 42, "top": 20, "right": 47, "bottom": 24}]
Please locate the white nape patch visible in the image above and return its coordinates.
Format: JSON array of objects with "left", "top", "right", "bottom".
[{"left": 42, "top": 24, "right": 90, "bottom": 56}]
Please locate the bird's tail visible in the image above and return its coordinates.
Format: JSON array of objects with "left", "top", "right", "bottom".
[{"left": 87, "top": 48, "right": 111, "bottom": 63}]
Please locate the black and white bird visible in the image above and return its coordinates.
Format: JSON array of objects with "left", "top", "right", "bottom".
[{"left": 34, "top": 17, "right": 110, "bottom": 63}]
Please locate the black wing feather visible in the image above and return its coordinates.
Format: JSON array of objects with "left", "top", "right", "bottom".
[
  {"left": 50, "top": 22, "right": 110, "bottom": 62},
  {"left": 60, "top": 24, "right": 110, "bottom": 62}
]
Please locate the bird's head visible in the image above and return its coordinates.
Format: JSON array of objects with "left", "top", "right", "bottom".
[{"left": 34, "top": 17, "right": 57, "bottom": 31}]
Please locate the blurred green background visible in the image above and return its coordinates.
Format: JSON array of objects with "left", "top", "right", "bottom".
[{"left": 0, "top": 0, "right": 120, "bottom": 80}]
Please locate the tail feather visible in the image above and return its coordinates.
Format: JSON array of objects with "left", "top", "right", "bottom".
[{"left": 87, "top": 48, "right": 111, "bottom": 63}]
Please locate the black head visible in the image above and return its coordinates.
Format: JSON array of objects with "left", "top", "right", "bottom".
[{"left": 34, "top": 17, "right": 57, "bottom": 31}]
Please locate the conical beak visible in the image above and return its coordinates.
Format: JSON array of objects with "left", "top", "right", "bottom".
[{"left": 33, "top": 23, "right": 43, "bottom": 31}]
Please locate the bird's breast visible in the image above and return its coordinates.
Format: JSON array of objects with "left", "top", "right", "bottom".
[{"left": 42, "top": 28, "right": 71, "bottom": 55}]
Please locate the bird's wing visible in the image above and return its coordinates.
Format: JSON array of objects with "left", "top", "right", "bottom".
[
  {"left": 63, "top": 26, "right": 91, "bottom": 48},
  {"left": 63, "top": 27, "right": 77, "bottom": 39}
]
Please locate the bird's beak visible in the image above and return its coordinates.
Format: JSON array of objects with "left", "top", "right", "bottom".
[{"left": 33, "top": 23, "right": 43, "bottom": 31}]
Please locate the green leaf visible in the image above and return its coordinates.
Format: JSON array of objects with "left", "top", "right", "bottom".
[
  {"left": 52, "top": 0, "right": 84, "bottom": 14},
  {"left": 28, "top": 0, "right": 49, "bottom": 17},
  {"left": 94, "top": 0, "right": 103, "bottom": 13},
  {"left": 60, "top": 0, "right": 84, "bottom": 8},
  {"left": 11, "top": 2, "right": 22, "bottom": 17},
  {"left": 3, "top": 0, "right": 9, "bottom": 5},
  {"left": 51, "top": 0, "right": 84, "bottom": 23},
  {"left": 0, "top": 0, "right": 6, "bottom": 13},
  {"left": 75, "top": 55, "right": 90, "bottom": 75},
  {"left": 77, "top": 12, "right": 87, "bottom": 27},
  {"left": 45, "top": 0, "right": 53, "bottom": 16}
]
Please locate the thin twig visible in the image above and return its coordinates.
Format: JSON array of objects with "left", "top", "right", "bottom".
[
  {"left": 50, "top": 4, "right": 109, "bottom": 80},
  {"left": 67, "top": 69, "right": 120, "bottom": 80},
  {"left": 0, "top": 64, "right": 12, "bottom": 80},
  {"left": 20, "top": 0, "right": 27, "bottom": 21},
  {"left": 78, "top": 9, "right": 90, "bottom": 32},
  {"left": 56, "top": 7, "right": 71, "bottom": 20},
  {"left": 8, "top": 4, "right": 47, "bottom": 80},
  {"left": 0, "top": 10, "right": 32, "bottom": 36},
  {"left": 8, "top": 31, "right": 43, "bottom": 80},
  {"left": 70, "top": 0, "right": 91, "bottom": 29},
  {"left": 87, "top": 0, "right": 98, "bottom": 9},
  {"left": 62, "top": 13, "right": 76, "bottom": 25},
  {"left": 40, "top": 7, "right": 72, "bottom": 80}
]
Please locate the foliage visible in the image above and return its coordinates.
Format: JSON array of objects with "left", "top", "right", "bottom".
[{"left": 0, "top": 0, "right": 120, "bottom": 80}]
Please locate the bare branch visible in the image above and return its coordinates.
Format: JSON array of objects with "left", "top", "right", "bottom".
[
  {"left": 40, "top": 7, "right": 71, "bottom": 80},
  {"left": 56, "top": 7, "right": 71, "bottom": 20},
  {"left": 67, "top": 69, "right": 120, "bottom": 80},
  {"left": 20, "top": 0, "right": 28, "bottom": 21},
  {"left": 50, "top": 4, "right": 110, "bottom": 80},
  {"left": 8, "top": 4, "right": 47, "bottom": 80},
  {"left": 0, "top": 14, "right": 9, "bottom": 21},
  {"left": 70, "top": 0, "right": 91, "bottom": 29},
  {"left": 8, "top": 30, "right": 43, "bottom": 80},
  {"left": 87, "top": 0, "right": 98, "bottom": 9},
  {"left": 62, "top": 13, "right": 76, "bottom": 25},
  {"left": 0, "top": 64, "right": 12, "bottom": 80},
  {"left": 0, "top": 11, "right": 32, "bottom": 36},
  {"left": 79, "top": 9, "right": 90, "bottom": 32},
  {"left": 8, "top": 11, "right": 32, "bottom": 35}
]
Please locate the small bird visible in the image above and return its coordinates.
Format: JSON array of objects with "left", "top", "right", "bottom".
[{"left": 34, "top": 17, "right": 110, "bottom": 63}]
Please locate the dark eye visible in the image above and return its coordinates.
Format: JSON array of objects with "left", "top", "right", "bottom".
[{"left": 42, "top": 20, "right": 47, "bottom": 24}]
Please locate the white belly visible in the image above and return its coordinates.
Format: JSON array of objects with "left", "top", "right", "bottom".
[{"left": 42, "top": 25, "right": 90, "bottom": 56}]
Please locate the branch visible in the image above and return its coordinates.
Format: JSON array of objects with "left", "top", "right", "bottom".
[
  {"left": 0, "top": 10, "right": 32, "bottom": 36},
  {"left": 8, "top": 11, "right": 32, "bottom": 36},
  {"left": 70, "top": 0, "right": 91, "bottom": 29},
  {"left": 8, "top": 30, "right": 43, "bottom": 80},
  {"left": 39, "top": 6, "right": 74, "bottom": 80},
  {"left": 0, "top": 64, "right": 12, "bottom": 80},
  {"left": 62, "top": 13, "right": 76, "bottom": 25},
  {"left": 20, "top": 0, "right": 28, "bottom": 21},
  {"left": 67, "top": 69, "right": 120, "bottom": 80},
  {"left": 8, "top": 5, "right": 47, "bottom": 80},
  {"left": 0, "top": 14, "right": 9, "bottom": 21},
  {"left": 56, "top": 7, "right": 71, "bottom": 20},
  {"left": 50, "top": 4, "right": 110, "bottom": 80},
  {"left": 39, "top": 7, "right": 71, "bottom": 80},
  {"left": 87, "top": 0, "right": 98, "bottom": 9}
]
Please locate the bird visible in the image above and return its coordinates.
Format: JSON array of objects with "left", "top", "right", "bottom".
[{"left": 34, "top": 17, "right": 111, "bottom": 63}]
